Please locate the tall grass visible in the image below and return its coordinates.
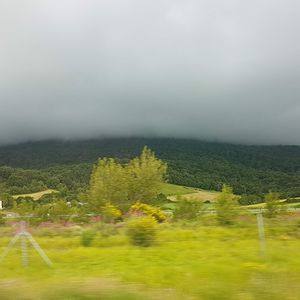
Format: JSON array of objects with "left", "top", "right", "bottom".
[{"left": 0, "top": 215, "right": 300, "bottom": 299}]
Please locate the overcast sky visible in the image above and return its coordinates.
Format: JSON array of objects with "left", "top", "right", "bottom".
[{"left": 0, "top": 0, "right": 299, "bottom": 146}]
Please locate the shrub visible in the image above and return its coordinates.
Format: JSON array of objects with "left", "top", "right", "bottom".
[
  {"left": 265, "top": 192, "right": 281, "bottom": 218},
  {"left": 126, "top": 217, "right": 157, "bottom": 247},
  {"left": 81, "top": 229, "right": 96, "bottom": 247},
  {"left": 173, "top": 196, "right": 204, "bottom": 220},
  {"left": 101, "top": 204, "right": 122, "bottom": 223},
  {"left": 95, "top": 222, "right": 119, "bottom": 237},
  {"left": 216, "top": 185, "right": 238, "bottom": 225},
  {"left": 130, "top": 202, "right": 166, "bottom": 223},
  {"left": 238, "top": 194, "right": 263, "bottom": 206},
  {"left": 0, "top": 213, "right": 6, "bottom": 226}
]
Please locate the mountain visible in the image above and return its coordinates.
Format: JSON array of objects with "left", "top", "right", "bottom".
[{"left": 0, "top": 138, "right": 300, "bottom": 196}]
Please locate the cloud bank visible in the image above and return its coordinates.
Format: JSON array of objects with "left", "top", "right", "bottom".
[{"left": 0, "top": 0, "right": 300, "bottom": 145}]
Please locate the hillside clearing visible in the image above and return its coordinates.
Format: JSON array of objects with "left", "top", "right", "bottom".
[
  {"left": 167, "top": 188, "right": 221, "bottom": 202},
  {"left": 12, "top": 189, "right": 58, "bottom": 201},
  {"left": 158, "top": 183, "right": 198, "bottom": 196}
]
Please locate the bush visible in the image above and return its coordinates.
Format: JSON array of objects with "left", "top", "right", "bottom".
[
  {"left": 265, "top": 192, "right": 281, "bottom": 218},
  {"left": 173, "top": 197, "right": 204, "bottom": 220},
  {"left": 101, "top": 204, "right": 122, "bottom": 223},
  {"left": 129, "top": 202, "right": 166, "bottom": 223},
  {"left": 216, "top": 185, "right": 238, "bottom": 226},
  {"left": 238, "top": 194, "right": 262, "bottom": 206},
  {"left": 126, "top": 217, "right": 157, "bottom": 247},
  {"left": 95, "top": 222, "right": 119, "bottom": 237},
  {"left": 81, "top": 229, "right": 96, "bottom": 247},
  {"left": 0, "top": 213, "right": 6, "bottom": 226}
]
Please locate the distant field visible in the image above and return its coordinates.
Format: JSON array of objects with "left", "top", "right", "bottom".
[
  {"left": 181, "top": 189, "right": 221, "bottom": 202},
  {"left": 162, "top": 183, "right": 221, "bottom": 202},
  {"left": 158, "top": 183, "right": 198, "bottom": 196},
  {"left": 11, "top": 184, "right": 218, "bottom": 203},
  {"left": 12, "top": 189, "right": 58, "bottom": 200},
  {"left": 245, "top": 199, "right": 300, "bottom": 209}
]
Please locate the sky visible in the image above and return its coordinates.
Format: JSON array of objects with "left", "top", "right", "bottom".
[{"left": 0, "top": 0, "right": 299, "bottom": 146}]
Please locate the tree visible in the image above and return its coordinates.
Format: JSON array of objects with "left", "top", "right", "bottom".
[
  {"left": 265, "top": 192, "right": 280, "bottom": 218},
  {"left": 215, "top": 185, "right": 238, "bottom": 225},
  {"left": 88, "top": 147, "right": 167, "bottom": 212},
  {"left": 173, "top": 196, "right": 204, "bottom": 220},
  {"left": 126, "top": 147, "right": 167, "bottom": 204},
  {"left": 0, "top": 193, "right": 14, "bottom": 209},
  {"left": 89, "top": 158, "right": 128, "bottom": 211}
]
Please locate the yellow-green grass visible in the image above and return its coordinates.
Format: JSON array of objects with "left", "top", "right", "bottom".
[
  {"left": 158, "top": 183, "right": 198, "bottom": 196},
  {"left": 181, "top": 189, "right": 221, "bottom": 202},
  {"left": 12, "top": 189, "right": 58, "bottom": 201},
  {"left": 244, "top": 199, "right": 300, "bottom": 209},
  {"left": 168, "top": 188, "right": 221, "bottom": 202},
  {"left": 159, "top": 183, "right": 221, "bottom": 202},
  {"left": 1, "top": 221, "right": 300, "bottom": 299}
]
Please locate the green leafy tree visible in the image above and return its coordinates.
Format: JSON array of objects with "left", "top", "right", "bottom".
[
  {"left": 35, "top": 199, "right": 76, "bottom": 223},
  {"left": 0, "top": 193, "right": 14, "bottom": 209},
  {"left": 215, "top": 185, "right": 238, "bottom": 225},
  {"left": 14, "top": 200, "right": 35, "bottom": 216},
  {"left": 88, "top": 147, "right": 167, "bottom": 212},
  {"left": 126, "top": 147, "right": 167, "bottom": 204},
  {"left": 89, "top": 158, "right": 128, "bottom": 211},
  {"left": 49, "top": 199, "right": 76, "bottom": 222},
  {"left": 265, "top": 192, "right": 281, "bottom": 218},
  {"left": 173, "top": 196, "right": 204, "bottom": 220},
  {"left": 0, "top": 213, "right": 5, "bottom": 226}
]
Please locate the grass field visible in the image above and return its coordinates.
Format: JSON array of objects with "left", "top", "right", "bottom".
[
  {"left": 12, "top": 189, "right": 58, "bottom": 200},
  {"left": 1, "top": 216, "right": 300, "bottom": 300},
  {"left": 158, "top": 183, "right": 198, "bottom": 196},
  {"left": 10, "top": 183, "right": 199, "bottom": 201},
  {"left": 166, "top": 187, "right": 221, "bottom": 203}
]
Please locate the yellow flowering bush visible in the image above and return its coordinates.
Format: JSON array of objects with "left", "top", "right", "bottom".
[
  {"left": 102, "top": 204, "right": 122, "bottom": 222},
  {"left": 130, "top": 202, "right": 167, "bottom": 223}
]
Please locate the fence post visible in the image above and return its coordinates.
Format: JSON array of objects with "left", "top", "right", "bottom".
[{"left": 256, "top": 212, "right": 266, "bottom": 258}]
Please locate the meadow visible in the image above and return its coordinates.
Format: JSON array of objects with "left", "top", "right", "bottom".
[{"left": 1, "top": 214, "right": 300, "bottom": 300}]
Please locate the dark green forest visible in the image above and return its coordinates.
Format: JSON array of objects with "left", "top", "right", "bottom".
[{"left": 0, "top": 138, "right": 300, "bottom": 198}]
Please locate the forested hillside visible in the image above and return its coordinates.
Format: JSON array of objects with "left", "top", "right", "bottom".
[{"left": 0, "top": 138, "right": 300, "bottom": 196}]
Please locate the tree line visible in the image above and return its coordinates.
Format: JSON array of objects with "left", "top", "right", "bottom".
[{"left": 0, "top": 138, "right": 300, "bottom": 198}]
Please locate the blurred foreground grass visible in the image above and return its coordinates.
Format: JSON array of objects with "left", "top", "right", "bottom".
[{"left": 0, "top": 218, "right": 300, "bottom": 299}]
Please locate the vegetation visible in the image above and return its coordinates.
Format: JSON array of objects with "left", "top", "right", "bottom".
[
  {"left": 0, "top": 140, "right": 300, "bottom": 298},
  {"left": 265, "top": 192, "right": 281, "bottom": 218},
  {"left": 129, "top": 202, "right": 167, "bottom": 223},
  {"left": 173, "top": 196, "right": 204, "bottom": 220},
  {"left": 215, "top": 185, "right": 238, "bottom": 225},
  {"left": 12, "top": 189, "right": 58, "bottom": 201},
  {"left": 1, "top": 218, "right": 300, "bottom": 299},
  {"left": 81, "top": 229, "right": 96, "bottom": 247},
  {"left": 88, "top": 147, "right": 167, "bottom": 212},
  {"left": 1, "top": 138, "right": 300, "bottom": 198},
  {"left": 158, "top": 183, "right": 198, "bottom": 196},
  {"left": 126, "top": 216, "right": 157, "bottom": 247}
]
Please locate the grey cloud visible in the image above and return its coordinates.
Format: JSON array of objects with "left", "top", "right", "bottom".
[{"left": 0, "top": 0, "right": 300, "bottom": 145}]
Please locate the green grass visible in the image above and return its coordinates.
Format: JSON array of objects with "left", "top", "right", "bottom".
[
  {"left": 1, "top": 218, "right": 300, "bottom": 299},
  {"left": 158, "top": 183, "right": 198, "bottom": 196},
  {"left": 159, "top": 183, "right": 221, "bottom": 204}
]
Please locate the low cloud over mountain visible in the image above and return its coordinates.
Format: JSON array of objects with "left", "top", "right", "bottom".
[{"left": 0, "top": 0, "right": 299, "bottom": 145}]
